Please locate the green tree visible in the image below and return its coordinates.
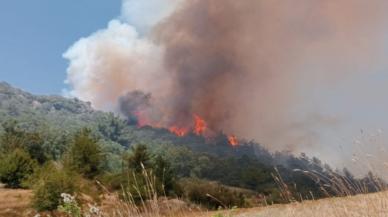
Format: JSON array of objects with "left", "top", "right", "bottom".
[
  {"left": 126, "top": 144, "right": 151, "bottom": 173},
  {"left": 97, "top": 113, "right": 126, "bottom": 145},
  {"left": 0, "top": 120, "right": 24, "bottom": 152},
  {"left": 64, "top": 128, "right": 104, "bottom": 178},
  {"left": 0, "top": 148, "right": 36, "bottom": 188},
  {"left": 0, "top": 120, "right": 47, "bottom": 164},
  {"left": 120, "top": 145, "right": 155, "bottom": 203},
  {"left": 153, "top": 155, "right": 176, "bottom": 195}
]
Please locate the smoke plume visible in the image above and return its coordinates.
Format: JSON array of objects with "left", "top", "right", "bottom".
[
  {"left": 64, "top": 0, "right": 388, "bottom": 154},
  {"left": 118, "top": 91, "right": 151, "bottom": 125}
]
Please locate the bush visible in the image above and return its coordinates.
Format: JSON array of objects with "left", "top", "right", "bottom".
[
  {"left": 58, "top": 193, "right": 82, "bottom": 217},
  {"left": 32, "top": 163, "right": 77, "bottom": 211},
  {"left": 0, "top": 148, "right": 36, "bottom": 188},
  {"left": 180, "top": 178, "right": 246, "bottom": 209},
  {"left": 122, "top": 171, "right": 154, "bottom": 204},
  {"left": 101, "top": 146, "right": 181, "bottom": 202}
]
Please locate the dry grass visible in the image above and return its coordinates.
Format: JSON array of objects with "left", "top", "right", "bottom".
[
  {"left": 3, "top": 187, "right": 388, "bottom": 216},
  {"left": 212, "top": 190, "right": 388, "bottom": 217},
  {"left": 0, "top": 188, "right": 34, "bottom": 217}
]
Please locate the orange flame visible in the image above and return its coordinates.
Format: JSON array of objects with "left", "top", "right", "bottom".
[
  {"left": 228, "top": 135, "right": 239, "bottom": 146},
  {"left": 133, "top": 111, "right": 148, "bottom": 127},
  {"left": 169, "top": 126, "right": 189, "bottom": 137},
  {"left": 140, "top": 112, "right": 238, "bottom": 147},
  {"left": 193, "top": 114, "right": 207, "bottom": 135}
]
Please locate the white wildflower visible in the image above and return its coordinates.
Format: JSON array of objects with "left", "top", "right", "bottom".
[
  {"left": 89, "top": 204, "right": 101, "bottom": 215},
  {"left": 61, "top": 193, "right": 75, "bottom": 203}
]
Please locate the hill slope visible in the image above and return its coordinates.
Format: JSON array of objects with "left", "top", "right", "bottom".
[{"left": 0, "top": 81, "right": 367, "bottom": 201}]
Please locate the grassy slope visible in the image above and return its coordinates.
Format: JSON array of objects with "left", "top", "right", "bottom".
[
  {"left": 208, "top": 191, "right": 388, "bottom": 217},
  {"left": 2, "top": 187, "right": 388, "bottom": 217}
]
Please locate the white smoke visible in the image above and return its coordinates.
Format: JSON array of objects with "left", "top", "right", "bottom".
[
  {"left": 120, "top": 0, "right": 181, "bottom": 33},
  {"left": 63, "top": 0, "right": 178, "bottom": 111}
]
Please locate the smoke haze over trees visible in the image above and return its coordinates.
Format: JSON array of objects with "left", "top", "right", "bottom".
[{"left": 63, "top": 1, "right": 388, "bottom": 170}]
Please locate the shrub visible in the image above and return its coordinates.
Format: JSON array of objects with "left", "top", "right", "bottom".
[
  {"left": 0, "top": 148, "right": 36, "bottom": 188},
  {"left": 32, "top": 163, "right": 77, "bottom": 211},
  {"left": 58, "top": 193, "right": 82, "bottom": 217},
  {"left": 180, "top": 178, "right": 246, "bottom": 209},
  {"left": 101, "top": 146, "right": 181, "bottom": 202},
  {"left": 122, "top": 171, "right": 154, "bottom": 204}
]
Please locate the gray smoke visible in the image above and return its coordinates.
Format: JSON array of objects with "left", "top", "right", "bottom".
[
  {"left": 64, "top": 0, "right": 388, "bottom": 160},
  {"left": 118, "top": 91, "right": 151, "bottom": 125}
]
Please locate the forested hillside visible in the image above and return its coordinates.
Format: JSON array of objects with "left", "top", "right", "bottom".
[{"left": 0, "top": 82, "right": 382, "bottom": 211}]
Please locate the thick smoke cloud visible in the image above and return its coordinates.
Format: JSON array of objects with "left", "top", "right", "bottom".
[
  {"left": 118, "top": 91, "right": 151, "bottom": 125},
  {"left": 63, "top": 19, "right": 168, "bottom": 112},
  {"left": 153, "top": 0, "right": 388, "bottom": 148},
  {"left": 64, "top": 0, "right": 388, "bottom": 154}
]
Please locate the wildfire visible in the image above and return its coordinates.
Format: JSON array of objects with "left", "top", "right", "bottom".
[
  {"left": 138, "top": 112, "right": 238, "bottom": 147},
  {"left": 133, "top": 111, "right": 148, "bottom": 127},
  {"left": 193, "top": 114, "right": 207, "bottom": 135},
  {"left": 167, "top": 114, "right": 207, "bottom": 136},
  {"left": 228, "top": 135, "right": 239, "bottom": 146},
  {"left": 169, "top": 126, "right": 189, "bottom": 137}
]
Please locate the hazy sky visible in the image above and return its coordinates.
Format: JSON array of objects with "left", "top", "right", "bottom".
[{"left": 0, "top": 0, "right": 121, "bottom": 94}]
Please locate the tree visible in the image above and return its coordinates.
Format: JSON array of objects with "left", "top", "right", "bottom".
[
  {"left": 64, "top": 128, "right": 104, "bottom": 178},
  {"left": 153, "top": 155, "right": 176, "bottom": 195},
  {"left": 0, "top": 120, "right": 25, "bottom": 152},
  {"left": 126, "top": 144, "right": 151, "bottom": 173},
  {"left": 97, "top": 113, "right": 126, "bottom": 145},
  {"left": 0, "top": 148, "right": 36, "bottom": 188},
  {"left": 0, "top": 120, "right": 47, "bottom": 164}
]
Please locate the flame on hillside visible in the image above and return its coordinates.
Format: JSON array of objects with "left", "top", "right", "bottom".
[
  {"left": 168, "top": 114, "right": 207, "bottom": 137},
  {"left": 228, "top": 135, "right": 239, "bottom": 146},
  {"left": 169, "top": 126, "right": 189, "bottom": 137},
  {"left": 193, "top": 114, "right": 207, "bottom": 135},
  {"left": 134, "top": 112, "right": 238, "bottom": 146}
]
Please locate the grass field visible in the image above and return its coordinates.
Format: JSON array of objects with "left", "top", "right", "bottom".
[
  {"left": 213, "top": 191, "right": 388, "bottom": 217},
  {"left": 0, "top": 188, "right": 33, "bottom": 217},
  {"left": 2, "top": 187, "right": 388, "bottom": 217}
]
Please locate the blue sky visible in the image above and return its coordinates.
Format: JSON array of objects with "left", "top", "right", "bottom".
[{"left": 0, "top": 0, "right": 121, "bottom": 94}]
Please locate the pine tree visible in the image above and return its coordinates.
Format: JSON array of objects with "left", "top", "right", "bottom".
[
  {"left": 64, "top": 128, "right": 104, "bottom": 178},
  {"left": 126, "top": 144, "right": 150, "bottom": 173}
]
